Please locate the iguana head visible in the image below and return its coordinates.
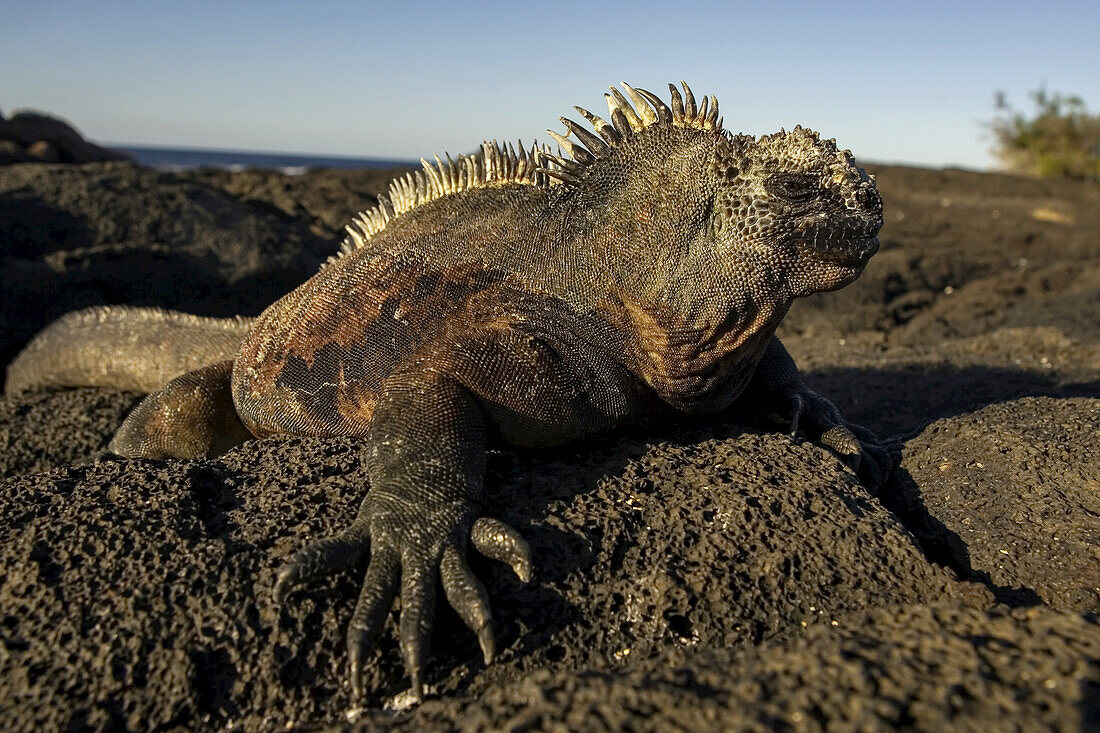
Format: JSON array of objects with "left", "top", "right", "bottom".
[
  {"left": 541, "top": 82, "right": 883, "bottom": 303},
  {"left": 713, "top": 126, "right": 883, "bottom": 297}
]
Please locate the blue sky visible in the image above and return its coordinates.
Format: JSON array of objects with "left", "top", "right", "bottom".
[{"left": 2, "top": 0, "right": 1098, "bottom": 169}]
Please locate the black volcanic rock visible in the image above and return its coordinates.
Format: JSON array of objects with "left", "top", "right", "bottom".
[
  {"left": 395, "top": 604, "right": 1100, "bottom": 732},
  {"left": 0, "top": 406, "right": 984, "bottom": 731},
  {"left": 895, "top": 396, "right": 1100, "bottom": 611},
  {"left": 0, "top": 110, "right": 129, "bottom": 165}
]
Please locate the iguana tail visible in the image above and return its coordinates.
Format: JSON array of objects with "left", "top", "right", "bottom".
[{"left": 4, "top": 306, "right": 254, "bottom": 397}]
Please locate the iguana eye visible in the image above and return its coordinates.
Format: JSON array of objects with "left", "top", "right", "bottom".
[{"left": 766, "top": 174, "right": 818, "bottom": 204}]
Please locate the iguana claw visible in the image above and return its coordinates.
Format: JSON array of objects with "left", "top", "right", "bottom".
[
  {"left": 278, "top": 507, "right": 531, "bottom": 702},
  {"left": 273, "top": 517, "right": 371, "bottom": 604}
]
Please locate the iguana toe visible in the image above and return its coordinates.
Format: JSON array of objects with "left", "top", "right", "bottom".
[
  {"left": 786, "top": 393, "right": 805, "bottom": 438},
  {"left": 470, "top": 517, "right": 533, "bottom": 583},
  {"left": 820, "top": 425, "right": 863, "bottom": 462},
  {"left": 440, "top": 544, "right": 496, "bottom": 664},
  {"left": 398, "top": 554, "right": 437, "bottom": 702},
  {"left": 819, "top": 423, "right": 892, "bottom": 490},
  {"left": 273, "top": 517, "right": 370, "bottom": 604},
  {"left": 347, "top": 545, "right": 399, "bottom": 698}
]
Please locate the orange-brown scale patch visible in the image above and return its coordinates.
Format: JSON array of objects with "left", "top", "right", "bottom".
[
  {"left": 234, "top": 253, "right": 517, "bottom": 438},
  {"left": 599, "top": 288, "right": 778, "bottom": 413},
  {"left": 333, "top": 361, "right": 378, "bottom": 427}
]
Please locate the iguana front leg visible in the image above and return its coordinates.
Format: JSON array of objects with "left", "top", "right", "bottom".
[
  {"left": 274, "top": 365, "right": 531, "bottom": 701},
  {"left": 352, "top": 367, "right": 535, "bottom": 700},
  {"left": 271, "top": 320, "right": 637, "bottom": 699},
  {"left": 747, "top": 336, "right": 892, "bottom": 489}
]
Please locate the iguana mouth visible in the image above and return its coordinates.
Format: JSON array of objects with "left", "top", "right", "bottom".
[{"left": 793, "top": 228, "right": 880, "bottom": 267}]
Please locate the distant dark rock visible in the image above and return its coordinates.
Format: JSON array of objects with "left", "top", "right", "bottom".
[
  {"left": 0, "top": 109, "right": 130, "bottom": 165},
  {"left": 24, "top": 140, "right": 60, "bottom": 163},
  {"left": 0, "top": 161, "right": 367, "bottom": 370}
]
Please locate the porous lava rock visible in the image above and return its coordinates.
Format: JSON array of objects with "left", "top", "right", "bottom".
[
  {"left": 0, "top": 387, "right": 138, "bottom": 478},
  {"left": 393, "top": 604, "right": 1100, "bottom": 732},
  {"left": 894, "top": 396, "right": 1100, "bottom": 611},
  {"left": 0, "top": 394, "right": 982, "bottom": 731}
]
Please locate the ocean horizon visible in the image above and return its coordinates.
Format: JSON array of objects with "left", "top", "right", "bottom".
[{"left": 111, "top": 143, "right": 416, "bottom": 174}]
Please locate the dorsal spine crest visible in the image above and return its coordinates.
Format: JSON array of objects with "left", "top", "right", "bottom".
[
  {"left": 334, "top": 139, "right": 553, "bottom": 261},
  {"left": 538, "top": 81, "right": 722, "bottom": 183},
  {"left": 336, "top": 81, "right": 725, "bottom": 259}
]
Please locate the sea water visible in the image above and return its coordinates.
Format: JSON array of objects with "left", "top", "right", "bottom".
[{"left": 112, "top": 144, "right": 414, "bottom": 174}]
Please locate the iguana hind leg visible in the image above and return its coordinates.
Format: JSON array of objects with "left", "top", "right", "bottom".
[{"left": 108, "top": 360, "right": 253, "bottom": 459}]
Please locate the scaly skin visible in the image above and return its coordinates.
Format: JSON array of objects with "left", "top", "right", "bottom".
[
  {"left": 5, "top": 306, "right": 252, "bottom": 397},
  {"left": 5, "top": 82, "right": 889, "bottom": 700}
]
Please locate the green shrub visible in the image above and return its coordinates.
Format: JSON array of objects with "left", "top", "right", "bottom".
[{"left": 990, "top": 88, "right": 1100, "bottom": 181}]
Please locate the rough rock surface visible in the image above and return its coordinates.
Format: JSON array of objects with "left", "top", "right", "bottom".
[
  {"left": 396, "top": 605, "right": 1100, "bottom": 732},
  {"left": 2, "top": 160, "right": 1100, "bottom": 730},
  {"left": 0, "top": 408, "right": 986, "bottom": 731},
  {"left": 896, "top": 396, "right": 1100, "bottom": 611},
  {"left": 0, "top": 387, "right": 138, "bottom": 478}
]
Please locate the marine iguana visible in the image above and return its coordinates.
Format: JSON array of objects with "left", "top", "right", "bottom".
[{"left": 5, "top": 82, "right": 889, "bottom": 701}]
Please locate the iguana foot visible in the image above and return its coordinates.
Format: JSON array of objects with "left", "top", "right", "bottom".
[
  {"left": 749, "top": 338, "right": 891, "bottom": 490},
  {"left": 790, "top": 388, "right": 892, "bottom": 490},
  {"left": 109, "top": 360, "right": 252, "bottom": 459},
  {"left": 274, "top": 503, "right": 531, "bottom": 702}
]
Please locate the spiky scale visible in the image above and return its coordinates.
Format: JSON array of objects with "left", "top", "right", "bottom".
[
  {"left": 549, "top": 154, "right": 584, "bottom": 175},
  {"left": 635, "top": 87, "right": 673, "bottom": 125},
  {"left": 668, "top": 83, "right": 685, "bottom": 122},
  {"left": 421, "top": 157, "right": 442, "bottom": 192},
  {"left": 705, "top": 96, "right": 720, "bottom": 128},
  {"left": 607, "top": 87, "right": 644, "bottom": 131},
  {"left": 537, "top": 165, "right": 580, "bottom": 184},
  {"left": 607, "top": 103, "right": 633, "bottom": 138},
  {"left": 574, "top": 106, "right": 621, "bottom": 145},
  {"left": 681, "top": 81, "right": 697, "bottom": 120},
  {"left": 620, "top": 82, "right": 658, "bottom": 125},
  {"left": 561, "top": 117, "right": 609, "bottom": 156},
  {"left": 446, "top": 153, "right": 460, "bottom": 191},
  {"left": 344, "top": 224, "right": 364, "bottom": 248},
  {"left": 547, "top": 129, "right": 594, "bottom": 166}
]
